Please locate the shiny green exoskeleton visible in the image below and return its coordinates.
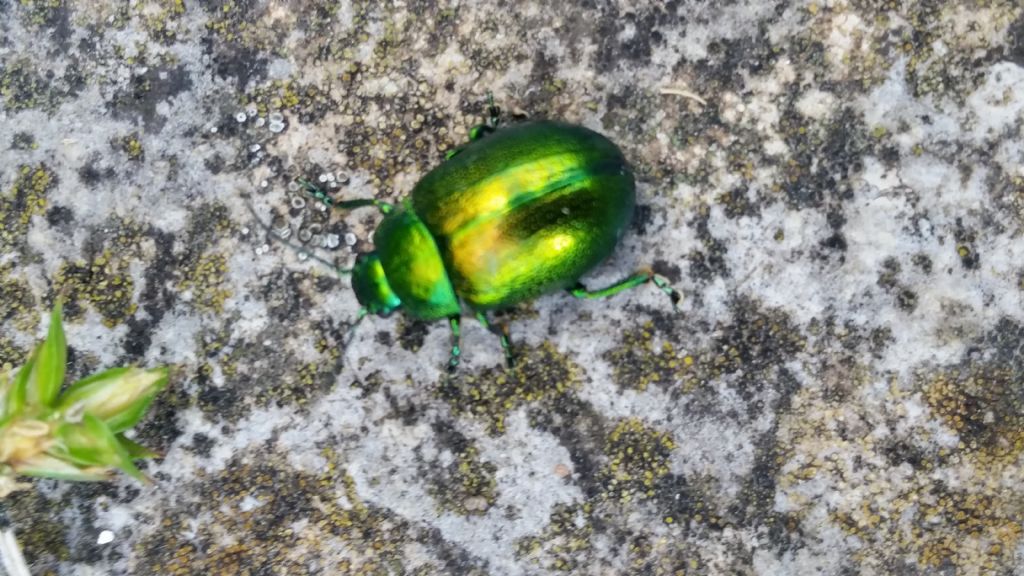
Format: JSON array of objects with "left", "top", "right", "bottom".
[{"left": 301, "top": 106, "right": 679, "bottom": 371}]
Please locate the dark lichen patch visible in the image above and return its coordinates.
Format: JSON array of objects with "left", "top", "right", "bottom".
[
  {"left": 351, "top": 369, "right": 385, "bottom": 398},
  {"left": 686, "top": 203, "right": 730, "bottom": 283},
  {"left": 0, "top": 58, "right": 64, "bottom": 112},
  {"left": 776, "top": 107, "right": 867, "bottom": 210},
  {"left": 4, "top": 489, "right": 70, "bottom": 568},
  {"left": 1009, "top": 11, "right": 1024, "bottom": 64},
  {"left": 952, "top": 217, "right": 982, "bottom": 270},
  {"left": 12, "top": 0, "right": 68, "bottom": 30},
  {"left": 515, "top": 502, "right": 595, "bottom": 572},
  {"left": 910, "top": 489, "right": 1023, "bottom": 571},
  {"left": 397, "top": 316, "right": 430, "bottom": 353},
  {"left": 0, "top": 264, "right": 36, "bottom": 331},
  {"left": 717, "top": 186, "right": 760, "bottom": 220},
  {"left": 924, "top": 362, "right": 1024, "bottom": 464},
  {"left": 204, "top": 0, "right": 288, "bottom": 56},
  {"left": 258, "top": 268, "right": 311, "bottom": 324},
  {"left": 0, "top": 335, "right": 27, "bottom": 367},
  {"left": 253, "top": 358, "right": 337, "bottom": 411},
  {"left": 437, "top": 342, "right": 582, "bottom": 435},
  {"left": 107, "top": 61, "right": 191, "bottom": 131},
  {"left": 690, "top": 299, "right": 806, "bottom": 400},
  {"left": 426, "top": 425, "right": 498, "bottom": 516},
  {"left": 901, "top": 3, "right": 1022, "bottom": 104},
  {"left": 729, "top": 423, "right": 803, "bottom": 550},
  {"left": 604, "top": 321, "right": 692, "bottom": 392},
  {"left": 876, "top": 256, "right": 919, "bottom": 312},
  {"left": 176, "top": 252, "right": 231, "bottom": 314},
  {"left": 912, "top": 252, "right": 933, "bottom": 274},
  {"left": 118, "top": 132, "right": 145, "bottom": 161},
  {"left": 10, "top": 131, "right": 36, "bottom": 150},
  {"left": 237, "top": 318, "right": 348, "bottom": 415},
  {"left": 829, "top": 482, "right": 1024, "bottom": 573},
  {"left": 0, "top": 163, "right": 56, "bottom": 254},
  {"left": 242, "top": 78, "right": 338, "bottom": 124},
  {"left": 600, "top": 418, "right": 676, "bottom": 504},
  {"left": 591, "top": 4, "right": 674, "bottom": 74},
  {"left": 137, "top": 450, "right": 442, "bottom": 575},
  {"left": 624, "top": 533, "right": 706, "bottom": 576},
  {"left": 55, "top": 250, "right": 138, "bottom": 327},
  {"left": 138, "top": 0, "right": 186, "bottom": 44}
]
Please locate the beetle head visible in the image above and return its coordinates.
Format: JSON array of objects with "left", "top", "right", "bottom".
[{"left": 351, "top": 252, "right": 402, "bottom": 317}]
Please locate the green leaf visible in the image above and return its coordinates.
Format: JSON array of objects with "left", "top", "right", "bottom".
[
  {"left": 83, "top": 413, "right": 144, "bottom": 481},
  {"left": 28, "top": 303, "right": 66, "bottom": 408},
  {"left": 3, "top": 352, "right": 36, "bottom": 420},
  {"left": 16, "top": 454, "right": 110, "bottom": 482},
  {"left": 53, "top": 414, "right": 143, "bottom": 481},
  {"left": 116, "top": 434, "right": 159, "bottom": 460},
  {"left": 57, "top": 367, "right": 167, "bottom": 433}
]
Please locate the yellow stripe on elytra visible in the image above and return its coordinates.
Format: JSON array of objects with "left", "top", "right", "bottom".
[
  {"left": 450, "top": 227, "right": 584, "bottom": 307},
  {"left": 442, "top": 152, "right": 586, "bottom": 238}
]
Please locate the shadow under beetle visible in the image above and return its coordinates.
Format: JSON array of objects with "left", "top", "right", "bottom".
[{"left": 284, "top": 101, "right": 680, "bottom": 372}]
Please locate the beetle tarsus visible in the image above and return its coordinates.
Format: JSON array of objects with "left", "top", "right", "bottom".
[
  {"left": 486, "top": 91, "right": 501, "bottom": 129},
  {"left": 652, "top": 275, "right": 682, "bottom": 312},
  {"left": 447, "top": 316, "right": 462, "bottom": 373}
]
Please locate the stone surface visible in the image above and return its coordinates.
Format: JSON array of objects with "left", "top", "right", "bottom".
[{"left": 2, "top": 1, "right": 1024, "bottom": 574}]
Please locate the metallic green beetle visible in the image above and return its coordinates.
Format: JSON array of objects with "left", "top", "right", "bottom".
[{"left": 299, "top": 110, "right": 679, "bottom": 371}]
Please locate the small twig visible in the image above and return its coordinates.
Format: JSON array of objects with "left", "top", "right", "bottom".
[
  {"left": 660, "top": 86, "right": 708, "bottom": 107},
  {"left": 0, "top": 529, "right": 31, "bottom": 576}
]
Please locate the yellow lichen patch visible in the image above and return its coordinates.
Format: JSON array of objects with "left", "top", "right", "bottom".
[
  {"left": 604, "top": 321, "right": 691, "bottom": 392},
  {"left": 515, "top": 502, "right": 595, "bottom": 572},
  {"left": 55, "top": 251, "right": 138, "bottom": 328},
  {"left": 242, "top": 78, "right": 333, "bottom": 118},
  {"left": 0, "top": 164, "right": 56, "bottom": 253},
  {"left": 0, "top": 264, "right": 36, "bottom": 332},
  {"left": 137, "top": 0, "right": 186, "bottom": 43},
  {"left": 429, "top": 444, "right": 498, "bottom": 516},
  {"left": 0, "top": 58, "right": 58, "bottom": 111},
  {"left": 626, "top": 533, "right": 704, "bottom": 576},
  {"left": 205, "top": 0, "right": 292, "bottom": 54},
  {"left": 924, "top": 364, "right": 1024, "bottom": 464},
  {"left": 13, "top": 0, "right": 66, "bottom": 28},
  {"left": 255, "top": 360, "right": 332, "bottom": 411},
  {"left": 776, "top": 367, "right": 1024, "bottom": 574},
  {"left": 4, "top": 488, "right": 70, "bottom": 564},
  {"left": 137, "top": 450, "right": 430, "bottom": 575},
  {"left": 601, "top": 419, "right": 676, "bottom": 504},
  {"left": 0, "top": 339, "right": 26, "bottom": 369},
  {"left": 438, "top": 342, "right": 582, "bottom": 435},
  {"left": 177, "top": 252, "right": 231, "bottom": 314},
  {"left": 120, "top": 133, "right": 145, "bottom": 161}
]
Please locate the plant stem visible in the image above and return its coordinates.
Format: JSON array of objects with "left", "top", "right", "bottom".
[{"left": 0, "top": 529, "right": 30, "bottom": 576}]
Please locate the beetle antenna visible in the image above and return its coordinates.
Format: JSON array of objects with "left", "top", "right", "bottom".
[
  {"left": 343, "top": 308, "right": 368, "bottom": 349},
  {"left": 243, "top": 196, "right": 353, "bottom": 276}
]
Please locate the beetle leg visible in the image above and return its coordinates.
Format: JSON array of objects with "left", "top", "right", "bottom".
[
  {"left": 298, "top": 179, "right": 394, "bottom": 215},
  {"left": 475, "top": 312, "right": 515, "bottom": 368},
  {"left": 568, "top": 269, "right": 682, "bottom": 311},
  {"left": 445, "top": 145, "right": 467, "bottom": 160},
  {"left": 485, "top": 91, "right": 501, "bottom": 129},
  {"left": 447, "top": 315, "right": 462, "bottom": 373},
  {"left": 463, "top": 93, "right": 502, "bottom": 144}
]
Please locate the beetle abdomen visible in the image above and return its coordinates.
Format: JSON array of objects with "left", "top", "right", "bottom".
[{"left": 412, "top": 121, "right": 635, "bottom": 310}]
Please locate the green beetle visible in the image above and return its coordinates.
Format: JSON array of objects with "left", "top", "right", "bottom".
[{"left": 288, "top": 107, "right": 679, "bottom": 371}]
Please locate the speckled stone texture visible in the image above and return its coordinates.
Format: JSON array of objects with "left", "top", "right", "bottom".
[{"left": 2, "top": 1, "right": 1024, "bottom": 574}]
